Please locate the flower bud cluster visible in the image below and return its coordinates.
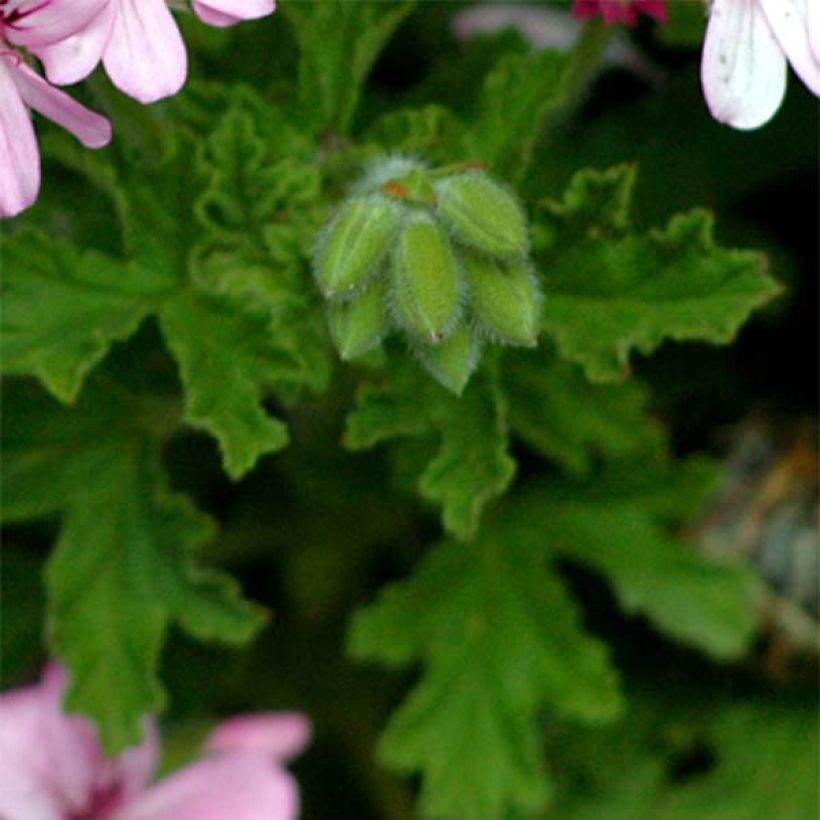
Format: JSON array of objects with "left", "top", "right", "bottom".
[{"left": 313, "top": 158, "right": 542, "bottom": 394}]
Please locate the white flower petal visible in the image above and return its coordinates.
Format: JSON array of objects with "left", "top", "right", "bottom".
[
  {"left": 809, "top": 0, "right": 820, "bottom": 62},
  {"left": 701, "top": 0, "right": 787, "bottom": 129},
  {"left": 758, "top": 0, "right": 820, "bottom": 94}
]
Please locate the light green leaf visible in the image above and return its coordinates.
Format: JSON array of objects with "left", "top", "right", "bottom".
[
  {"left": 538, "top": 167, "right": 781, "bottom": 381},
  {"left": 285, "top": 0, "right": 417, "bottom": 135},
  {"left": 344, "top": 364, "right": 515, "bottom": 539},
  {"left": 469, "top": 49, "right": 566, "bottom": 181},
  {"left": 502, "top": 348, "right": 664, "bottom": 473},
  {"left": 159, "top": 295, "right": 290, "bottom": 480},
  {"left": 350, "top": 521, "right": 621, "bottom": 820},
  {"left": 1, "top": 231, "right": 161, "bottom": 403},
  {"left": 364, "top": 105, "right": 467, "bottom": 163}
]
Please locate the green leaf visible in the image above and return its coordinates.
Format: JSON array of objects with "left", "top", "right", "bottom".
[
  {"left": 1, "top": 378, "right": 264, "bottom": 752},
  {"left": 537, "top": 460, "right": 758, "bottom": 659},
  {"left": 502, "top": 348, "right": 664, "bottom": 473},
  {"left": 661, "top": 703, "right": 818, "bottom": 819},
  {"left": 538, "top": 166, "right": 782, "bottom": 381},
  {"left": 364, "top": 105, "right": 467, "bottom": 164},
  {"left": 345, "top": 363, "right": 515, "bottom": 539},
  {"left": 285, "top": 0, "right": 417, "bottom": 135},
  {"left": 550, "top": 700, "right": 819, "bottom": 820},
  {"left": 159, "top": 295, "right": 290, "bottom": 480},
  {"left": 468, "top": 49, "right": 566, "bottom": 181},
  {"left": 1, "top": 231, "right": 162, "bottom": 403},
  {"left": 350, "top": 521, "right": 621, "bottom": 820}
]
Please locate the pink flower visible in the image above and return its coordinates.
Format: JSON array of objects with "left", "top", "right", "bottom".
[
  {"left": 0, "top": 664, "right": 310, "bottom": 820},
  {"left": 701, "top": 0, "right": 820, "bottom": 129},
  {"left": 0, "top": 0, "right": 111, "bottom": 217},
  {"left": 35, "top": 0, "right": 275, "bottom": 104},
  {"left": 571, "top": 0, "right": 668, "bottom": 26}
]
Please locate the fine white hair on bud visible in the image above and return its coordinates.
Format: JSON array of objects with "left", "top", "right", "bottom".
[{"left": 311, "top": 156, "right": 542, "bottom": 393}]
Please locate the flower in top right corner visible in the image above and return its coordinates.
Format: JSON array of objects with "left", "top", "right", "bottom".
[{"left": 701, "top": 0, "right": 820, "bottom": 129}]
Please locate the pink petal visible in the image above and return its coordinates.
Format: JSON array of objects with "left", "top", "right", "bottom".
[
  {"left": 758, "top": 0, "right": 820, "bottom": 95},
  {"left": 193, "top": 0, "right": 274, "bottom": 27},
  {"left": 701, "top": 0, "right": 787, "bottom": 129},
  {"left": 0, "top": 664, "right": 159, "bottom": 816},
  {"left": 11, "top": 61, "right": 112, "bottom": 147},
  {"left": 33, "top": 4, "right": 115, "bottom": 86},
  {"left": 0, "top": 56, "right": 40, "bottom": 218},
  {"left": 3, "top": 0, "right": 108, "bottom": 48},
  {"left": 115, "top": 755, "right": 299, "bottom": 820},
  {"left": 102, "top": 0, "right": 187, "bottom": 103},
  {"left": 205, "top": 714, "right": 311, "bottom": 763}
]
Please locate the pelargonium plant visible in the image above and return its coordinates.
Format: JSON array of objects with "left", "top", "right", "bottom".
[{"left": 1, "top": 1, "right": 816, "bottom": 819}]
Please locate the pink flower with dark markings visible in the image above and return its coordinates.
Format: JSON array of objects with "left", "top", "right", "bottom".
[
  {"left": 35, "top": 0, "right": 275, "bottom": 104},
  {"left": 0, "top": 664, "right": 310, "bottom": 820},
  {"left": 701, "top": 0, "right": 820, "bottom": 129},
  {"left": 0, "top": 0, "right": 111, "bottom": 218},
  {"left": 572, "top": 0, "right": 668, "bottom": 26}
]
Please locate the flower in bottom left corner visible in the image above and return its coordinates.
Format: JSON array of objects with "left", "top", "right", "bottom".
[{"left": 0, "top": 663, "right": 310, "bottom": 820}]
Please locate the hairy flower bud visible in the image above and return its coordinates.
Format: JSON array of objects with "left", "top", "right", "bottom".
[
  {"left": 464, "top": 254, "right": 541, "bottom": 347},
  {"left": 435, "top": 172, "right": 528, "bottom": 259},
  {"left": 391, "top": 214, "right": 462, "bottom": 343},
  {"left": 328, "top": 277, "right": 390, "bottom": 360},
  {"left": 417, "top": 324, "right": 479, "bottom": 395},
  {"left": 313, "top": 195, "right": 402, "bottom": 299}
]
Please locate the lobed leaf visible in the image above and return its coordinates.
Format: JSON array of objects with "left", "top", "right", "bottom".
[{"left": 537, "top": 167, "right": 782, "bottom": 381}]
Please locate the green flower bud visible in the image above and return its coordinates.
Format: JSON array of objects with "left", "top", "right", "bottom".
[
  {"left": 435, "top": 172, "right": 528, "bottom": 260},
  {"left": 464, "top": 254, "right": 541, "bottom": 347},
  {"left": 417, "top": 323, "right": 479, "bottom": 395},
  {"left": 391, "top": 214, "right": 462, "bottom": 343},
  {"left": 328, "top": 277, "right": 389, "bottom": 361},
  {"left": 313, "top": 195, "right": 402, "bottom": 299}
]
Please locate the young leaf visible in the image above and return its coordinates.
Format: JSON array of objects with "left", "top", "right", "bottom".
[
  {"left": 1, "top": 231, "right": 161, "bottom": 403},
  {"left": 284, "top": 0, "right": 417, "bottom": 135},
  {"left": 468, "top": 49, "right": 566, "bottom": 182},
  {"left": 537, "top": 167, "right": 782, "bottom": 381},
  {"left": 350, "top": 518, "right": 621, "bottom": 820},
  {"left": 1, "top": 379, "right": 265, "bottom": 753},
  {"left": 345, "top": 363, "right": 515, "bottom": 539},
  {"left": 364, "top": 105, "right": 467, "bottom": 163}
]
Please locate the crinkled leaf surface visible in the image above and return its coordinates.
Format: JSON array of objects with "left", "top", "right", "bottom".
[
  {"left": 537, "top": 166, "right": 781, "bottom": 381},
  {"left": 350, "top": 511, "right": 622, "bottom": 820},
  {"left": 1, "top": 379, "right": 265, "bottom": 753},
  {"left": 4, "top": 94, "right": 327, "bottom": 479},
  {"left": 345, "top": 363, "right": 515, "bottom": 539}
]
